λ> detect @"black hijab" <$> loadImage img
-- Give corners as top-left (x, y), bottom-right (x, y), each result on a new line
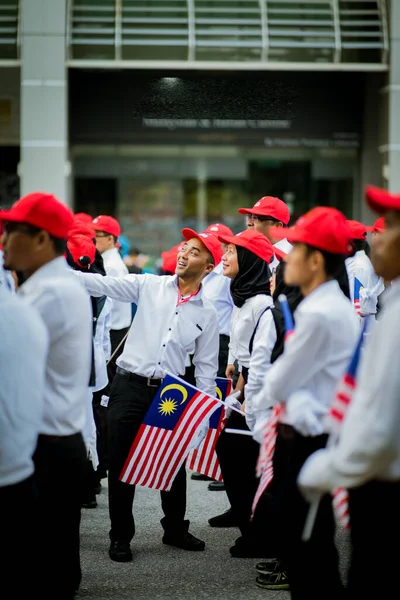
top-left (230, 245), bottom-right (271, 308)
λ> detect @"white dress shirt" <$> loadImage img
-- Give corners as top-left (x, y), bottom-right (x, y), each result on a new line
top-left (345, 250), bottom-right (384, 325)
top-left (0, 286), bottom-right (48, 486)
top-left (298, 277), bottom-right (400, 493)
top-left (102, 247), bottom-right (132, 331)
top-left (228, 294), bottom-right (274, 369)
top-left (269, 238), bottom-right (293, 273)
top-left (253, 280), bottom-right (359, 436)
top-left (92, 296), bottom-right (113, 393)
top-left (18, 257), bottom-right (93, 436)
top-left (74, 272), bottom-right (219, 397)
top-left (202, 261), bottom-right (234, 336)
top-left (244, 306), bottom-right (277, 429)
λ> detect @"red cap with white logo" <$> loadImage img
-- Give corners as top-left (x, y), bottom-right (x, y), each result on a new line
top-left (181, 228), bottom-right (223, 266)
top-left (238, 196), bottom-right (290, 225)
top-left (217, 228), bottom-right (275, 264)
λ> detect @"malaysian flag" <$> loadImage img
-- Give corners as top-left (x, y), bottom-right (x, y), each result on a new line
top-left (329, 321), bottom-right (367, 530)
top-left (251, 294), bottom-right (294, 519)
top-left (119, 374), bottom-right (221, 491)
top-left (186, 377), bottom-right (232, 481)
top-left (353, 277), bottom-right (363, 316)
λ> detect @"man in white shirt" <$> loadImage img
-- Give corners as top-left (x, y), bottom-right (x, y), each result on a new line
top-left (74, 228), bottom-right (221, 562)
top-left (252, 207), bottom-right (359, 596)
top-left (238, 196), bottom-right (293, 273)
top-left (92, 214), bottom-right (132, 383)
top-left (0, 285), bottom-right (48, 596)
top-left (298, 186), bottom-right (400, 599)
top-left (0, 192), bottom-right (92, 600)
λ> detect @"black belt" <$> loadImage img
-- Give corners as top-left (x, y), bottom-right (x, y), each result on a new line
top-left (116, 366), bottom-right (163, 388)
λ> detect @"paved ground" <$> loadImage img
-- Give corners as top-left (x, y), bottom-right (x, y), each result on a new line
top-left (78, 473), bottom-right (350, 600)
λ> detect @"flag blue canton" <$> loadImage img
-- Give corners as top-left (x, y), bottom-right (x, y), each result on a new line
top-left (209, 377), bottom-right (231, 429)
top-left (143, 374), bottom-right (200, 430)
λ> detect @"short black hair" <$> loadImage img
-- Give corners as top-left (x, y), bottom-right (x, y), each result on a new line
top-left (305, 244), bottom-right (348, 278)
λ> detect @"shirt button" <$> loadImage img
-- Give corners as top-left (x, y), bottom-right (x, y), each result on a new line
top-left (158, 362), bottom-right (161, 365)
top-left (163, 344), bottom-right (166, 347)
top-left (169, 328), bottom-right (172, 331)
top-left (175, 312), bottom-right (178, 315)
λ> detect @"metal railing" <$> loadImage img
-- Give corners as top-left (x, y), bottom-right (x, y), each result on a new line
top-left (0, 0), bottom-right (20, 63)
top-left (65, 0), bottom-right (389, 68)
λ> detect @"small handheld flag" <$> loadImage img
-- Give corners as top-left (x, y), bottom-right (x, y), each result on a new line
top-left (353, 277), bottom-right (363, 316)
top-left (119, 374), bottom-right (221, 491)
top-left (186, 377), bottom-right (232, 482)
top-left (278, 293), bottom-right (295, 340)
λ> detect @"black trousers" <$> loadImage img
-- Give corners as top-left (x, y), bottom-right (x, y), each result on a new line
top-left (107, 373), bottom-right (187, 543)
top-left (0, 475), bottom-right (40, 595)
top-left (216, 410), bottom-right (279, 554)
top-left (107, 326), bottom-right (130, 385)
top-left (273, 425), bottom-right (345, 600)
top-left (347, 480), bottom-right (400, 598)
top-left (217, 334), bottom-right (230, 377)
top-left (33, 433), bottom-right (87, 600)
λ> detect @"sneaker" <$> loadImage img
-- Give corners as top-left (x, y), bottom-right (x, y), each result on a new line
top-left (109, 541), bottom-right (133, 562)
top-left (256, 571), bottom-right (290, 590)
top-left (256, 559), bottom-right (278, 575)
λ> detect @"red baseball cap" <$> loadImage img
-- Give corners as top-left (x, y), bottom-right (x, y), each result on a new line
top-left (217, 229), bottom-right (275, 264)
top-left (205, 223), bottom-right (234, 238)
top-left (0, 192), bottom-right (74, 239)
top-left (346, 219), bottom-right (367, 240)
top-left (161, 242), bottom-right (185, 274)
top-left (70, 218), bottom-right (95, 240)
top-left (238, 196), bottom-right (290, 225)
top-left (269, 207), bottom-right (353, 255)
top-left (365, 185), bottom-right (400, 214)
top-left (74, 212), bottom-right (93, 225)
top-left (366, 216), bottom-right (385, 233)
top-left (92, 215), bottom-right (121, 238)
top-left (181, 228), bottom-right (223, 266)
top-left (67, 234), bottom-right (96, 269)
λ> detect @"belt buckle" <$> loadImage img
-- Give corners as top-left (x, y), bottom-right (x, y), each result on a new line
top-left (147, 377), bottom-right (159, 388)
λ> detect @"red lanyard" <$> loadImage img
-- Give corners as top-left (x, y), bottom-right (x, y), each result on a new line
top-left (177, 287), bottom-right (200, 306)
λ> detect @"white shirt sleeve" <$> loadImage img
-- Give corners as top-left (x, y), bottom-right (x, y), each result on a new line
top-left (74, 271), bottom-right (141, 303)
top-left (192, 312), bottom-right (220, 398)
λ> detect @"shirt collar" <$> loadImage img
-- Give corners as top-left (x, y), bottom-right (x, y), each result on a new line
top-left (301, 279), bottom-right (340, 307)
top-left (102, 247), bottom-right (119, 259)
top-left (170, 274), bottom-right (205, 302)
top-left (18, 256), bottom-right (68, 297)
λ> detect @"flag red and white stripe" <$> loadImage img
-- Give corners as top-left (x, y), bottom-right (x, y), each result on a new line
top-left (120, 390), bottom-right (220, 491)
top-left (187, 427), bottom-right (223, 481)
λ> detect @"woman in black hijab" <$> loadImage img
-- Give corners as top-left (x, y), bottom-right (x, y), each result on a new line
top-left (210, 229), bottom-right (277, 557)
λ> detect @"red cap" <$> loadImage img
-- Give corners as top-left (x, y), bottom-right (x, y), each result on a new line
top-left (217, 229), bottom-right (275, 264)
top-left (70, 218), bottom-right (95, 240)
top-left (269, 207), bottom-right (353, 255)
top-left (161, 242), bottom-right (185, 274)
top-left (74, 212), bottom-right (93, 225)
top-left (366, 185), bottom-right (400, 214)
top-left (67, 234), bottom-right (96, 269)
top-left (366, 216), bottom-right (385, 233)
top-left (205, 223), bottom-right (234, 238)
top-left (346, 219), bottom-right (367, 240)
top-left (181, 228), bottom-right (223, 266)
top-left (238, 196), bottom-right (290, 225)
top-left (92, 215), bottom-right (121, 238)
top-left (0, 192), bottom-right (74, 239)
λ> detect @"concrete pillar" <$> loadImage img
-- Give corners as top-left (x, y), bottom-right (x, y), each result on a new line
top-left (19, 0), bottom-right (70, 205)
top-left (196, 159), bottom-right (208, 231)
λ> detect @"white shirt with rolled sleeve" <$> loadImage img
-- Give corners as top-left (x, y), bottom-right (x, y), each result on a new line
top-left (0, 286), bottom-right (48, 486)
top-left (202, 261), bottom-right (234, 336)
top-left (298, 277), bottom-right (400, 494)
top-left (253, 280), bottom-right (359, 437)
top-left (74, 271), bottom-right (219, 398)
top-left (228, 295), bottom-right (274, 370)
top-left (18, 257), bottom-right (93, 436)
top-left (102, 247), bottom-right (132, 331)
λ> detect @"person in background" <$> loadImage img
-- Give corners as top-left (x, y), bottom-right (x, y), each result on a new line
top-left (0, 283), bottom-right (48, 596)
top-left (1, 192), bottom-right (92, 600)
top-left (92, 215), bottom-right (132, 386)
top-left (0, 218), bottom-right (16, 291)
top-left (298, 185), bottom-right (400, 599)
top-left (345, 219), bottom-right (384, 327)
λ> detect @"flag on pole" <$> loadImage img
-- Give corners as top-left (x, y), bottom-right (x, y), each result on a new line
top-left (251, 294), bottom-right (293, 519)
top-left (302, 321), bottom-right (367, 540)
top-left (353, 277), bottom-right (363, 316)
top-left (186, 377), bottom-right (232, 481)
top-left (119, 374), bottom-right (222, 491)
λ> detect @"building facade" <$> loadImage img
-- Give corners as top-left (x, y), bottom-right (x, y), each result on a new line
top-left (0, 0), bottom-right (398, 255)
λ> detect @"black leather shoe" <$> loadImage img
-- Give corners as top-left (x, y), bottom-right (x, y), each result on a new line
top-left (208, 480), bottom-right (225, 491)
top-left (208, 507), bottom-right (238, 528)
top-left (81, 498), bottom-right (97, 509)
top-left (190, 472), bottom-right (214, 481)
top-left (109, 541), bottom-right (133, 562)
top-left (162, 530), bottom-right (206, 551)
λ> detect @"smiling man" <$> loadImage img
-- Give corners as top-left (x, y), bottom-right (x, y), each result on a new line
top-left (73, 228), bottom-right (221, 562)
